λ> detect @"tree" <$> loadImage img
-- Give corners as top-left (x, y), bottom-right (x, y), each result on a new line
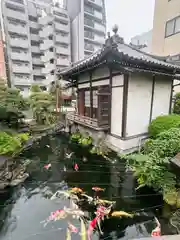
top-left (173, 92), bottom-right (180, 114)
top-left (30, 84), bottom-right (55, 125)
top-left (0, 80), bottom-right (28, 128)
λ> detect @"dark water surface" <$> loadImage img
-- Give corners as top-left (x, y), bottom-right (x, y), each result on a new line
top-left (0, 134), bottom-right (172, 240)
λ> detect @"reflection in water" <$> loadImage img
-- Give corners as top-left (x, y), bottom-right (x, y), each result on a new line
top-left (0, 134), bottom-right (170, 240)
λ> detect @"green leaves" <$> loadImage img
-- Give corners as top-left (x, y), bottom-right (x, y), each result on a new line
top-left (148, 115), bottom-right (180, 138)
top-left (126, 127), bottom-right (180, 206)
top-left (29, 85), bottom-right (56, 125)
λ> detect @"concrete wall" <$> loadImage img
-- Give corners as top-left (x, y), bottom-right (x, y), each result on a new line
top-left (152, 0), bottom-right (180, 55)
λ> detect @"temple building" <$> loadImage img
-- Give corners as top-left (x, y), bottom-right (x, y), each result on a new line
top-left (59, 26), bottom-right (180, 153)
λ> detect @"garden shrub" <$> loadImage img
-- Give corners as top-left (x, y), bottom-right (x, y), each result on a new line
top-left (148, 114), bottom-right (180, 138)
top-left (144, 128), bottom-right (180, 158)
top-left (173, 92), bottom-right (180, 114)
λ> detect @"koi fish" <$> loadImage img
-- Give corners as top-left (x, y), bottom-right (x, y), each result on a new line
top-left (79, 218), bottom-right (86, 240)
top-left (74, 163), bottom-right (79, 171)
top-left (96, 199), bottom-right (116, 206)
top-left (111, 211), bottom-right (133, 218)
top-left (44, 163), bottom-right (51, 170)
top-left (66, 228), bottom-right (71, 240)
top-left (96, 205), bottom-right (111, 219)
top-left (71, 187), bottom-right (83, 193)
top-left (92, 187), bottom-right (105, 192)
top-left (88, 217), bottom-right (98, 240)
top-left (46, 145), bottom-right (50, 148)
top-left (68, 222), bottom-right (78, 233)
top-left (48, 209), bottom-right (66, 221)
top-left (151, 226), bottom-right (161, 237)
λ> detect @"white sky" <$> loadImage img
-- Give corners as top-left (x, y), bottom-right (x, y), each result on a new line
top-left (105, 0), bottom-right (155, 43)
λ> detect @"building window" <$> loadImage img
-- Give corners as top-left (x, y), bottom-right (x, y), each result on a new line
top-left (84, 90), bottom-right (90, 117)
top-left (165, 16), bottom-right (180, 37)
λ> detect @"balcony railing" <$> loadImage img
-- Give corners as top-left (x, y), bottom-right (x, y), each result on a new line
top-left (67, 113), bottom-right (109, 131)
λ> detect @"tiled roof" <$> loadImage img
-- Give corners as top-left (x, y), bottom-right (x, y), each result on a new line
top-left (59, 38), bottom-right (180, 77)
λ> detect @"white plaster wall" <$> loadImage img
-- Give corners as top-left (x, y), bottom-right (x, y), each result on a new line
top-left (78, 79), bottom-right (109, 89)
top-left (111, 87), bottom-right (123, 136)
top-left (126, 73), bottom-right (152, 136)
top-left (112, 74), bottom-right (124, 87)
top-left (151, 76), bottom-right (172, 120)
top-left (78, 83), bottom-right (89, 89)
top-left (107, 134), bottom-right (148, 153)
top-left (92, 79), bottom-right (109, 87)
top-left (111, 75), bottom-right (124, 137)
top-left (92, 67), bottom-right (109, 80)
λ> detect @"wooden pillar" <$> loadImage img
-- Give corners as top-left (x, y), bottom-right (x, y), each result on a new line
top-left (109, 67), bottom-right (112, 133)
top-left (121, 73), bottom-right (129, 138)
top-left (89, 72), bottom-right (93, 118)
top-left (149, 74), bottom-right (155, 123)
top-left (169, 78), bottom-right (174, 114)
top-left (78, 90), bottom-right (85, 115)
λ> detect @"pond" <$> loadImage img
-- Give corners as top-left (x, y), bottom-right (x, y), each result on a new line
top-left (0, 134), bottom-right (174, 240)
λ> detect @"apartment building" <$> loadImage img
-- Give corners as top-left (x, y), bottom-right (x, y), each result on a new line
top-left (152, 0), bottom-right (180, 56)
top-left (66, 0), bottom-right (106, 62)
top-left (130, 30), bottom-right (152, 53)
top-left (0, 26), bottom-right (7, 81)
top-left (1, 0), bottom-right (71, 96)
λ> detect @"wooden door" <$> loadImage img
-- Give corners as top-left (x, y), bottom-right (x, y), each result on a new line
top-left (97, 85), bottom-right (111, 127)
top-left (78, 89), bottom-right (85, 115)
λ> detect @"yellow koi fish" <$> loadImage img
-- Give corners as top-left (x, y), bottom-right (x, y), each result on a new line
top-left (111, 211), bottom-right (133, 218)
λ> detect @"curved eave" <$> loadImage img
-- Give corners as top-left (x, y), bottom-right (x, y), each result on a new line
top-left (58, 46), bottom-right (180, 79)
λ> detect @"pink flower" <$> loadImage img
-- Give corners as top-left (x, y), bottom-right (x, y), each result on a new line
top-left (68, 222), bottom-right (78, 233)
top-left (74, 163), bottom-right (79, 171)
top-left (44, 164), bottom-right (51, 170)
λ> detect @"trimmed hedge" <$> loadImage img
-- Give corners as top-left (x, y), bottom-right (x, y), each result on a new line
top-left (148, 114), bottom-right (180, 138)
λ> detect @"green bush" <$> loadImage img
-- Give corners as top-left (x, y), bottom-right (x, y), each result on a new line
top-left (173, 92), bottom-right (180, 114)
top-left (148, 114), bottom-right (180, 138)
top-left (144, 128), bottom-right (180, 158)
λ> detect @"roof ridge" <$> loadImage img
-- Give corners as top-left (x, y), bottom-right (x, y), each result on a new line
top-left (126, 43), bottom-right (166, 60)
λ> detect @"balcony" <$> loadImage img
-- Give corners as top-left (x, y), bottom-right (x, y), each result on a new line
top-left (38, 15), bottom-right (53, 26)
top-left (31, 46), bottom-right (40, 53)
top-left (33, 68), bottom-right (42, 76)
top-left (66, 113), bottom-right (109, 131)
top-left (6, 8), bottom-right (26, 21)
top-left (84, 0), bottom-right (103, 9)
top-left (84, 32), bottom-right (105, 45)
top-left (32, 58), bottom-right (42, 65)
top-left (40, 39), bottom-right (53, 51)
top-left (29, 21), bottom-right (39, 29)
top-left (39, 26), bottom-right (53, 38)
top-left (84, 21), bottom-right (105, 34)
top-left (56, 58), bottom-right (69, 66)
top-left (56, 46), bottom-right (70, 55)
top-left (42, 63), bottom-right (55, 74)
top-left (14, 77), bottom-right (32, 86)
top-left (9, 38), bottom-right (29, 48)
top-left (11, 52), bottom-right (29, 61)
top-left (54, 22), bottom-right (69, 33)
top-left (84, 43), bottom-right (94, 52)
top-left (12, 65), bottom-right (31, 74)
top-left (84, 9), bottom-right (103, 21)
top-left (7, 24), bottom-right (27, 35)
top-left (31, 34), bottom-right (40, 42)
top-left (55, 35), bottom-right (69, 44)
top-left (41, 51), bottom-right (54, 62)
